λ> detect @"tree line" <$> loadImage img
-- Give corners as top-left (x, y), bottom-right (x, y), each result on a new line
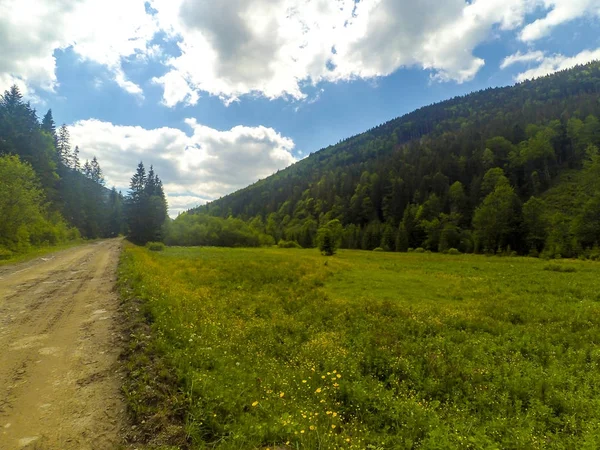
top-left (0, 85), bottom-right (167, 257)
top-left (185, 61), bottom-right (600, 258)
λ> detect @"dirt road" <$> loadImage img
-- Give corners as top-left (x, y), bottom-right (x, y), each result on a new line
top-left (0, 239), bottom-right (126, 449)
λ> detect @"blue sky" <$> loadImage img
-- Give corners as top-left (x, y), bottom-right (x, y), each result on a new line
top-left (2, 0), bottom-right (600, 215)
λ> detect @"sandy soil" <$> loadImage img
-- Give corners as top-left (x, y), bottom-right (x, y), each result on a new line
top-left (0, 239), bottom-right (126, 449)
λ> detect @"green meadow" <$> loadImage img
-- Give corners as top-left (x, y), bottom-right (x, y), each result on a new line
top-left (119, 245), bottom-right (600, 449)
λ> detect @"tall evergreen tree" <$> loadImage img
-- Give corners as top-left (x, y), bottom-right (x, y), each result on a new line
top-left (57, 124), bottom-right (72, 166)
top-left (72, 145), bottom-right (81, 171)
top-left (41, 109), bottom-right (58, 148)
top-left (90, 156), bottom-right (104, 184)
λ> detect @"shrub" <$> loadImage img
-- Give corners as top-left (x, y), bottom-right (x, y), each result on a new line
top-left (447, 248), bottom-right (461, 255)
top-left (543, 263), bottom-right (576, 273)
top-left (318, 228), bottom-right (336, 255)
top-left (0, 247), bottom-right (14, 260)
top-left (146, 242), bottom-right (165, 252)
top-left (414, 247), bottom-right (425, 253)
top-left (278, 240), bottom-right (302, 249)
top-left (373, 247), bottom-right (384, 252)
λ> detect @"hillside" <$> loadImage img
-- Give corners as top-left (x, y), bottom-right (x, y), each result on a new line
top-left (0, 86), bottom-right (168, 257)
top-left (185, 62), bottom-right (600, 257)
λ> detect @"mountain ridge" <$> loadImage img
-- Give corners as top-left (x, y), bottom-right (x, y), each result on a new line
top-left (174, 61), bottom-right (600, 257)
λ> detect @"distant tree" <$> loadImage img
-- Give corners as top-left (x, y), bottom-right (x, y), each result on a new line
top-left (57, 124), bottom-right (72, 166)
top-left (83, 159), bottom-right (92, 178)
top-left (41, 109), bottom-right (58, 148)
top-left (90, 156), bottom-right (104, 185)
top-left (449, 181), bottom-right (467, 216)
top-left (480, 168), bottom-right (508, 199)
top-left (106, 188), bottom-right (125, 237)
top-left (72, 145), bottom-right (81, 171)
top-left (126, 162), bottom-right (168, 244)
top-left (522, 196), bottom-right (549, 254)
top-left (473, 178), bottom-right (521, 253)
top-left (317, 219), bottom-right (342, 255)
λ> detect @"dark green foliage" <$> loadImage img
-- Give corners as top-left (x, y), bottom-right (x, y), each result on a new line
top-left (317, 219), bottom-right (343, 255)
top-left (164, 213), bottom-right (264, 247)
top-left (145, 242), bottom-right (165, 251)
top-left (277, 240), bottom-right (302, 248)
top-left (0, 85), bottom-right (127, 249)
top-left (543, 263), bottom-right (577, 273)
top-left (191, 62), bottom-right (600, 258)
top-left (0, 155), bottom-right (78, 253)
top-left (125, 163), bottom-right (168, 245)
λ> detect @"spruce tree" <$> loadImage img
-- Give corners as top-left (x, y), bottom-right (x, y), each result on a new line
top-left (125, 162), bottom-right (168, 244)
top-left (41, 109), bottom-right (58, 149)
top-left (57, 124), bottom-right (72, 166)
top-left (90, 156), bottom-right (104, 184)
top-left (72, 145), bottom-right (81, 171)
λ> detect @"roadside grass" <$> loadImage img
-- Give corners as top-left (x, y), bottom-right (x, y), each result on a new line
top-left (118, 245), bottom-right (600, 449)
top-left (0, 239), bottom-right (89, 267)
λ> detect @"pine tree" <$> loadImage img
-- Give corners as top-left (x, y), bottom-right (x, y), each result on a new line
top-left (83, 159), bottom-right (92, 178)
top-left (125, 162), bottom-right (168, 244)
top-left (41, 109), bottom-right (58, 149)
top-left (90, 156), bottom-right (104, 185)
top-left (57, 124), bottom-right (72, 166)
top-left (72, 145), bottom-right (80, 171)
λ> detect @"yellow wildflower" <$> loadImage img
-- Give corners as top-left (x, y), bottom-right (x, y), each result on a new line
top-left (315, 388), bottom-right (322, 393)
top-left (252, 401), bottom-right (259, 407)
top-left (280, 392), bottom-right (285, 398)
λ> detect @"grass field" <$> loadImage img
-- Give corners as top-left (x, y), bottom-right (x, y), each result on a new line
top-left (118, 245), bottom-right (600, 449)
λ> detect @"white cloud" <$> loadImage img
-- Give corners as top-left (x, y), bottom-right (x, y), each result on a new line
top-left (502, 48), bottom-right (600, 81)
top-left (0, 0), bottom-right (156, 98)
top-left (520, 0), bottom-right (600, 42)
top-left (500, 50), bottom-right (546, 69)
top-left (149, 0), bottom-right (600, 105)
top-left (2, 0), bottom-right (600, 104)
top-left (68, 119), bottom-right (297, 216)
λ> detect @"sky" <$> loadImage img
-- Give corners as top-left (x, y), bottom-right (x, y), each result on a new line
top-left (2, 0), bottom-right (600, 216)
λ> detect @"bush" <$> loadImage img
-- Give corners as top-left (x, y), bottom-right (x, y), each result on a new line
top-left (277, 240), bottom-right (302, 249)
top-left (373, 247), bottom-right (384, 252)
top-left (0, 247), bottom-right (14, 260)
top-left (447, 248), bottom-right (461, 255)
top-left (318, 228), bottom-right (336, 255)
top-left (543, 263), bottom-right (576, 273)
top-left (414, 247), bottom-right (425, 253)
top-left (146, 242), bottom-right (166, 252)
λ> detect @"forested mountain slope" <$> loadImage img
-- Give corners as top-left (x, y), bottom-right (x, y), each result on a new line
top-left (0, 86), bottom-right (167, 256)
top-left (186, 62), bottom-right (600, 257)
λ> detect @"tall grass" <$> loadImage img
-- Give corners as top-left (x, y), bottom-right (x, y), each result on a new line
top-left (119, 245), bottom-right (600, 449)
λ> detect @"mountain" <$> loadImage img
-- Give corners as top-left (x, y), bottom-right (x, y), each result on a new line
top-left (184, 61), bottom-right (600, 257)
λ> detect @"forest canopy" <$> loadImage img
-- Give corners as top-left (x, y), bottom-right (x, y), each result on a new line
top-left (187, 61), bottom-right (600, 258)
top-left (0, 86), bottom-right (168, 255)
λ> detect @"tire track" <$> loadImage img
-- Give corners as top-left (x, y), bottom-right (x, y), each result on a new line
top-left (0, 239), bottom-right (126, 450)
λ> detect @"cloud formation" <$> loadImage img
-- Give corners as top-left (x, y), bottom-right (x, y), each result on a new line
top-left (2, 0), bottom-right (600, 103)
top-left (501, 48), bottom-right (600, 81)
top-left (68, 119), bottom-right (297, 216)
top-left (0, 0), bottom-right (156, 96)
